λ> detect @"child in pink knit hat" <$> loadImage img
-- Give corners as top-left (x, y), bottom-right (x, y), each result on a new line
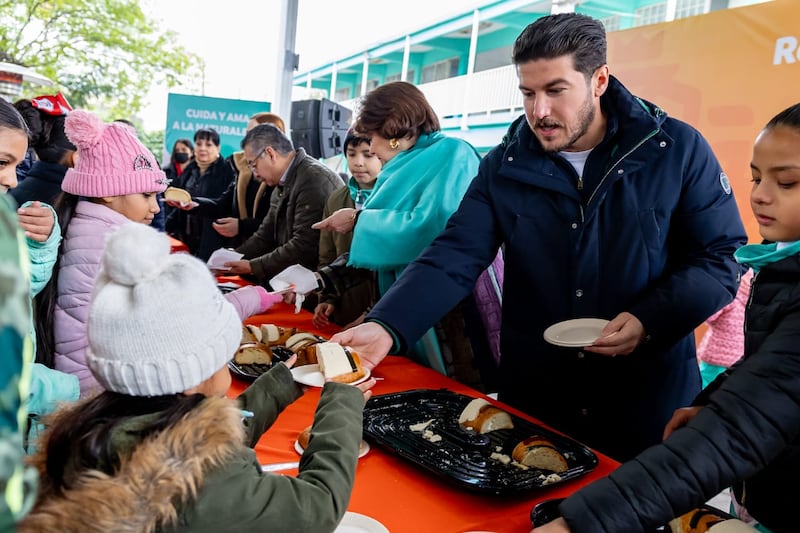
top-left (35, 110), bottom-right (282, 398)
top-left (696, 268), bottom-right (753, 388)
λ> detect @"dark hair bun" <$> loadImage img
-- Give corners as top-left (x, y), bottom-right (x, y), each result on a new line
top-left (13, 99), bottom-right (50, 147)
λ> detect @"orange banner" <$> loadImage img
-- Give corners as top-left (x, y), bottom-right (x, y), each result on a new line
top-left (608, 0), bottom-right (800, 242)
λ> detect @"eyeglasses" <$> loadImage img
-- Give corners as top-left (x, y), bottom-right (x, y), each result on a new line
top-left (246, 147), bottom-right (267, 169)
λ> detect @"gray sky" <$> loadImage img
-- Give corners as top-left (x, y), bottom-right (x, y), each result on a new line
top-left (139, 0), bottom-right (489, 131)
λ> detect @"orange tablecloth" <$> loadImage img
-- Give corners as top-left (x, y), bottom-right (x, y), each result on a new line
top-left (228, 303), bottom-right (619, 533)
top-left (169, 235), bottom-right (190, 254)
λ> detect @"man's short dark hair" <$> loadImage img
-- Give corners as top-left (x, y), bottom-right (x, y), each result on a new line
top-left (512, 13), bottom-right (607, 79)
top-left (241, 123), bottom-right (293, 156)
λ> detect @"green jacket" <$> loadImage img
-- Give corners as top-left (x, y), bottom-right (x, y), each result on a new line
top-left (21, 364), bottom-right (365, 532)
top-left (237, 148), bottom-right (344, 282)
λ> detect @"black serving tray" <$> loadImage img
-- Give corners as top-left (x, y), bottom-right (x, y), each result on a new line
top-left (228, 346), bottom-right (294, 382)
top-left (363, 389), bottom-right (598, 495)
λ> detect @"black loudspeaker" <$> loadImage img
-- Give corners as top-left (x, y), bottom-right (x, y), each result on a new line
top-left (291, 128), bottom-right (347, 159)
top-left (290, 98), bottom-right (352, 159)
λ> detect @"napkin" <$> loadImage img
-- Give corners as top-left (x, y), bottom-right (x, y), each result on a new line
top-left (207, 248), bottom-right (243, 271)
top-left (270, 265), bottom-right (319, 314)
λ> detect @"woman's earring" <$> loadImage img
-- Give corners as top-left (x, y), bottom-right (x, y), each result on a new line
top-left (389, 138), bottom-right (399, 150)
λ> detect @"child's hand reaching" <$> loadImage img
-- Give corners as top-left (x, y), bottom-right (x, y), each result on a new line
top-left (353, 377), bottom-right (376, 402)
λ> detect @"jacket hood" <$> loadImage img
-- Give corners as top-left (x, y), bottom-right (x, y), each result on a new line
top-left (20, 395), bottom-right (245, 532)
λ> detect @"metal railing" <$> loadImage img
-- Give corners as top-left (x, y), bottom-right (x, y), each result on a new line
top-left (338, 64), bottom-right (523, 124)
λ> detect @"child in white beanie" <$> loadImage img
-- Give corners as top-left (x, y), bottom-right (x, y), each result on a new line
top-left (34, 109), bottom-right (282, 398)
top-left (20, 223), bottom-right (375, 532)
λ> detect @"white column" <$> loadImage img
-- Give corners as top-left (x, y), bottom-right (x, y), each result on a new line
top-left (665, 0), bottom-right (678, 21)
top-left (330, 63), bottom-right (338, 101)
top-left (401, 35), bottom-right (411, 82)
top-left (460, 9), bottom-right (481, 131)
top-left (360, 53), bottom-right (370, 96)
top-left (550, 0), bottom-right (577, 14)
top-left (274, 0), bottom-right (299, 130)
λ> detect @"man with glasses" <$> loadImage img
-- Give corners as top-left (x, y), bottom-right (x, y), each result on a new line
top-left (222, 124), bottom-right (343, 294)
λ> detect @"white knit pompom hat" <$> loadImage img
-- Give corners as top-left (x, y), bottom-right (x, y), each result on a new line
top-left (86, 223), bottom-right (241, 396)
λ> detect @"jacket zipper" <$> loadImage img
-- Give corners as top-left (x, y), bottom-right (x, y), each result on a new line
top-left (739, 269), bottom-right (757, 509)
top-left (742, 270), bottom-right (757, 337)
top-left (586, 128), bottom-right (660, 206)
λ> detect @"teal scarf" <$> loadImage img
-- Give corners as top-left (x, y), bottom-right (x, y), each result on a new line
top-left (734, 240), bottom-right (800, 272)
top-left (349, 132), bottom-right (480, 294)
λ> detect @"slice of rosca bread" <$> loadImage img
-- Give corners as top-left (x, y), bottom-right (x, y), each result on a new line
top-left (667, 507), bottom-right (729, 533)
top-left (315, 342), bottom-right (365, 384)
top-left (285, 332), bottom-right (322, 366)
top-left (458, 398), bottom-right (514, 434)
top-left (164, 186), bottom-right (191, 204)
top-left (234, 342), bottom-right (272, 365)
top-left (297, 423), bottom-right (368, 456)
top-left (260, 324), bottom-right (297, 346)
top-left (511, 436), bottom-right (569, 473)
top-left (241, 325), bottom-right (261, 343)
top-left (298, 425), bottom-right (312, 450)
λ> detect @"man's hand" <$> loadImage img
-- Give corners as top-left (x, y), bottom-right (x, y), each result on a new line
top-left (313, 302), bottom-right (335, 328)
top-left (584, 311), bottom-right (645, 357)
top-left (212, 217), bottom-right (240, 238)
top-left (17, 201), bottom-right (55, 242)
top-left (330, 322), bottom-right (393, 371)
top-left (223, 260), bottom-right (253, 275)
top-left (663, 406), bottom-right (702, 440)
top-left (311, 208), bottom-right (357, 233)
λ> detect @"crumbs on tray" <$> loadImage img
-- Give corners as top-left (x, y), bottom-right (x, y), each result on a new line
top-left (408, 419), bottom-right (442, 442)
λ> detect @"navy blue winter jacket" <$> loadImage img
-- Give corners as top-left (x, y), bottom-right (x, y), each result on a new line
top-left (369, 76), bottom-right (747, 461)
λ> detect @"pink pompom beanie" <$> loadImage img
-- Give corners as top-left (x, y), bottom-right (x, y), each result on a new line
top-left (62, 110), bottom-right (167, 197)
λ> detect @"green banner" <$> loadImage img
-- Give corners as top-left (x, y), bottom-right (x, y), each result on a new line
top-left (164, 93), bottom-right (271, 162)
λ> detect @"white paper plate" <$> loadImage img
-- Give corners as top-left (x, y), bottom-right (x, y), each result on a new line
top-left (291, 364), bottom-right (370, 388)
top-left (294, 438), bottom-right (370, 459)
top-left (543, 318), bottom-right (609, 347)
top-left (335, 512), bottom-right (389, 533)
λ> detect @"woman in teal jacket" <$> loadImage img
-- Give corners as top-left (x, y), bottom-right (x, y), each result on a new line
top-left (313, 81), bottom-right (483, 379)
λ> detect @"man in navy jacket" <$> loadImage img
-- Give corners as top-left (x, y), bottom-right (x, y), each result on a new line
top-left (332, 13), bottom-right (747, 462)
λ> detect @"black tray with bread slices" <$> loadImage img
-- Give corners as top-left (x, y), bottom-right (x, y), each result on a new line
top-left (362, 389), bottom-right (598, 495)
top-left (228, 346), bottom-right (294, 381)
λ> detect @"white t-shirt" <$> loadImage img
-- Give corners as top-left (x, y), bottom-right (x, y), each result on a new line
top-left (559, 148), bottom-right (593, 179)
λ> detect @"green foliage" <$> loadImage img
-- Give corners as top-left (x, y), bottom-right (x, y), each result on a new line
top-left (0, 0), bottom-right (201, 118)
top-left (139, 127), bottom-right (165, 165)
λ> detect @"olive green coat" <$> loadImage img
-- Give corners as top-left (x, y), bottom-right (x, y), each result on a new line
top-left (20, 364), bottom-right (364, 532)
